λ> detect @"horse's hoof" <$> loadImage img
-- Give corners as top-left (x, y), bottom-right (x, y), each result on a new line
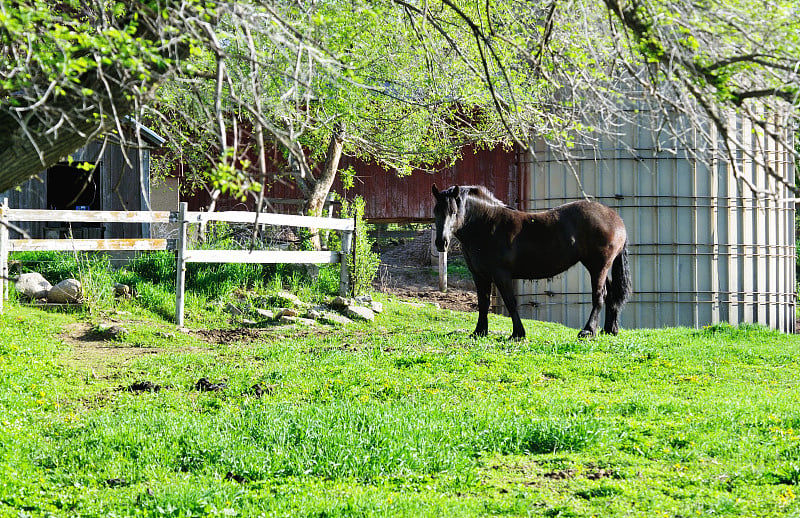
top-left (470, 331), bottom-right (488, 338)
top-left (509, 334), bottom-right (525, 341)
top-left (577, 329), bottom-right (594, 339)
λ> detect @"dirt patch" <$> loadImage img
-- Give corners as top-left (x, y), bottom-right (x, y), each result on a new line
top-left (375, 230), bottom-right (476, 313)
top-left (60, 322), bottom-right (160, 378)
top-left (191, 327), bottom-right (268, 344)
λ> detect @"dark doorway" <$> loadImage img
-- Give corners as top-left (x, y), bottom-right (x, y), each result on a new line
top-left (44, 163), bottom-right (104, 238)
top-left (46, 163), bottom-right (101, 210)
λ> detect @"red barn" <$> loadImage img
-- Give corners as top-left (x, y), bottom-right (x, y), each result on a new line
top-left (176, 143), bottom-right (525, 223)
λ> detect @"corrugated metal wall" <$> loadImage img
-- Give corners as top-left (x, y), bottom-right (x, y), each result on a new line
top-left (512, 113), bottom-right (796, 333)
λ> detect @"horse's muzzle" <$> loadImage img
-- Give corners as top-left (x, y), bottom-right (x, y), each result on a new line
top-left (435, 237), bottom-right (448, 252)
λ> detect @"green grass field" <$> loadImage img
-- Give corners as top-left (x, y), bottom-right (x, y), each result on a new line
top-left (1, 290), bottom-right (800, 517)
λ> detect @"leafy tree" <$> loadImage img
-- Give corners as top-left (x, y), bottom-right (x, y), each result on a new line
top-left (1, 0), bottom-right (798, 210)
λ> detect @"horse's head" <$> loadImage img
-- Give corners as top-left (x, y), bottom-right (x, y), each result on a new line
top-left (431, 184), bottom-right (462, 252)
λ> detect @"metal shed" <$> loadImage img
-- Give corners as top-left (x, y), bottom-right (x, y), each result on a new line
top-left (511, 113), bottom-right (796, 333)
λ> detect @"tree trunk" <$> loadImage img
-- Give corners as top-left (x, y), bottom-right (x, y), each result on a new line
top-left (304, 122), bottom-right (345, 250)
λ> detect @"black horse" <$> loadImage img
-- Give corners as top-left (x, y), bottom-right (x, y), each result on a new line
top-left (432, 184), bottom-right (631, 339)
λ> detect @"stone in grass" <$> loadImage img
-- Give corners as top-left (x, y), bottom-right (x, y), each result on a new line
top-left (255, 308), bottom-right (275, 319)
top-left (114, 283), bottom-right (132, 299)
top-left (319, 311), bottom-right (353, 326)
top-left (225, 302), bottom-right (244, 316)
top-left (354, 295), bottom-right (372, 305)
top-left (15, 272), bottom-right (52, 300)
top-left (47, 278), bottom-right (82, 303)
top-left (96, 323), bottom-right (129, 340)
top-left (344, 305), bottom-right (375, 322)
top-left (274, 290), bottom-right (305, 308)
top-left (370, 301), bottom-right (383, 314)
top-left (329, 296), bottom-right (351, 309)
top-left (275, 308), bottom-right (298, 319)
top-left (279, 315), bottom-right (316, 326)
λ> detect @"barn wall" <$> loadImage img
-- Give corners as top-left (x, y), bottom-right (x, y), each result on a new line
top-left (182, 143), bottom-right (522, 222)
top-left (0, 174), bottom-right (47, 239)
top-left (2, 141), bottom-right (153, 239)
top-left (339, 144), bottom-right (521, 222)
top-left (514, 113), bottom-right (795, 333)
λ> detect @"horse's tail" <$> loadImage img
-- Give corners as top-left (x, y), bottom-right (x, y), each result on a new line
top-left (608, 240), bottom-right (632, 311)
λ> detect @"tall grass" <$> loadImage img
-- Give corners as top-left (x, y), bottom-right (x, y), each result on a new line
top-left (10, 247), bottom-right (342, 319)
top-left (11, 251), bottom-right (118, 308)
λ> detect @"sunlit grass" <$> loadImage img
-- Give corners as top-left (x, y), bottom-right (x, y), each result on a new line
top-left (1, 279), bottom-right (800, 516)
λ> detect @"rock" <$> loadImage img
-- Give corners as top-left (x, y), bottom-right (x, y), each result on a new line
top-left (241, 318), bottom-right (258, 325)
top-left (276, 308), bottom-right (298, 319)
top-left (305, 308), bottom-right (322, 320)
top-left (279, 315), bottom-right (298, 324)
top-left (96, 323), bottom-right (129, 340)
top-left (274, 290), bottom-right (305, 308)
top-left (47, 278), bottom-right (81, 303)
top-left (330, 296), bottom-right (351, 309)
top-left (224, 302), bottom-right (244, 316)
top-left (15, 272), bottom-right (51, 300)
top-left (296, 317), bottom-right (317, 326)
top-left (114, 283), bottom-right (132, 299)
top-left (344, 305), bottom-right (375, 322)
top-left (255, 308), bottom-right (274, 319)
top-left (319, 311), bottom-right (353, 326)
top-left (355, 295), bottom-right (373, 304)
top-left (370, 301), bottom-right (383, 314)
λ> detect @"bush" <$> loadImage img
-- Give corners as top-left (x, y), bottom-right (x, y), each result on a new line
top-left (340, 196), bottom-right (379, 296)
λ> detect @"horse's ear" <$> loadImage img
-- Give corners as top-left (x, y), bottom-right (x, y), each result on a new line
top-left (431, 184), bottom-right (439, 197)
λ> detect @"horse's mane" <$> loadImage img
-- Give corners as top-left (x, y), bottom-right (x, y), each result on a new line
top-left (460, 185), bottom-right (507, 213)
top-left (461, 185), bottom-right (505, 207)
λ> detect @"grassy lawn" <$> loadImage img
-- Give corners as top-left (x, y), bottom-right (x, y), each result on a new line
top-left (1, 293), bottom-right (800, 517)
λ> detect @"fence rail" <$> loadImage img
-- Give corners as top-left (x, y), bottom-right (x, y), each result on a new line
top-left (0, 200), bottom-right (355, 323)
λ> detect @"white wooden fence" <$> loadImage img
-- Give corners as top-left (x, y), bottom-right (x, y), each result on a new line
top-left (0, 200), bottom-right (355, 325)
top-left (173, 202), bottom-right (354, 326)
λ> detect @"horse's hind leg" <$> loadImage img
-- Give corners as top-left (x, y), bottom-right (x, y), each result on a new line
top-left (603, 277), bottom-right (620, 335)
top-left (579, 266), bottom-right (609, 338)
top-left (471, 275), bottom-right (491, 338)
top-left (494, 276), bottom-right (525, 340)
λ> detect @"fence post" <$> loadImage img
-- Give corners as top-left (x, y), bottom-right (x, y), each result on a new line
top-left (339, 228), bottom-right (353, 297)
top-left (438, 249), bottom-right (448, 293)
top-left (431, 226), bottom-right (448, 292)
top-left (0, 198), bottom-right (8, 313)
top-left (175, 202), bottom-right (188, 326)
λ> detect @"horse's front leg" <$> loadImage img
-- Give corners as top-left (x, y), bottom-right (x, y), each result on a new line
top-left (471, 275), bottom-right (491, 338)
top-left (579, 267), bottom-right (609, 338)
top-left (494, 276), bottom-right (525, 340)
